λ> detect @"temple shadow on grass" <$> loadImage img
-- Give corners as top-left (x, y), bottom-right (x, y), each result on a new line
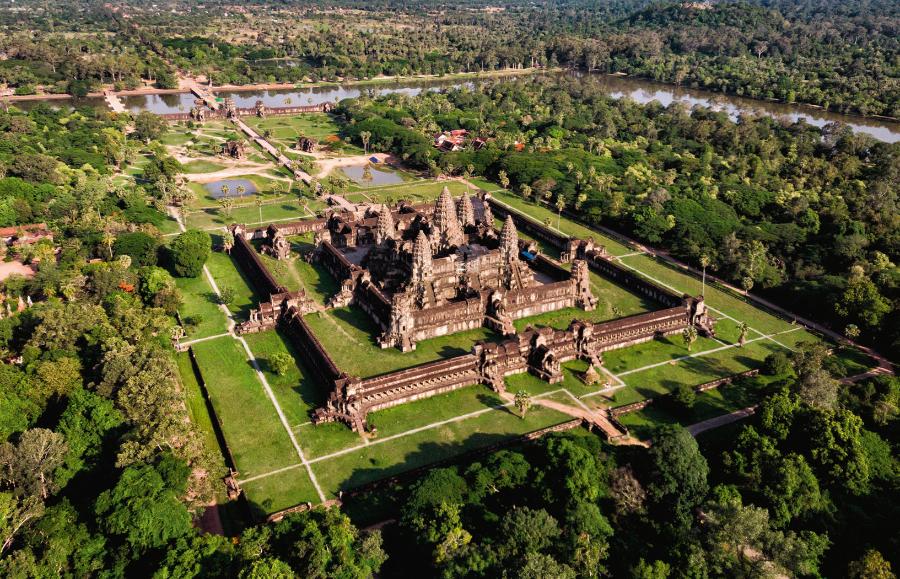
top-left (337, 433), bottom-right (515, 493)
top-left (276, 328), bottom-right (329, 410)
top-left (477, 392), bottom-right (516, 417)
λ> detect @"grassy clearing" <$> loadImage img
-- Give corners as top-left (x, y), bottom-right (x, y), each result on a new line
top-left (176, 352), bottom-right (225, 474)
top-left (489, 190), bottom-right (634, 256)
top-left (311, 401), bottom-right (571, 498)
top-left (175, 274), bottom-right (229, 340)
top-left (618, 254), bottom-right (798, 336)
top-left (618, 340), bottom-right (779, 401)
top-left (205, 249), bottom-right (258, 321)
top-left (304, 306), bottom-right (499, 378)
top-left (344, 179), bottom-right (470, 203)
top-left (239, 466), bottom-right (320, 513)
top-left (184, 198), bottom-right (312, 230)
top-left (191, 338), bottom-right (298, 478)
top-left (182, 159), bottom-right (227, 173)
top-left (257, 239), bottom-right (339, 305)
top-left (603, 333), bottom-right (726, 375)
top-left (242, 330), bottom-right (325, 424)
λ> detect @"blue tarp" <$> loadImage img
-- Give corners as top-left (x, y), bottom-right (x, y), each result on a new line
top-left (369, 156), bottom-right (380, 163)
top-left (521, 251), bottom-right (536, 261)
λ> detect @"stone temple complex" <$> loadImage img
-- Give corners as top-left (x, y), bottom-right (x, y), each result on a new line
top-left (228, 189), bottom-right (716, 433)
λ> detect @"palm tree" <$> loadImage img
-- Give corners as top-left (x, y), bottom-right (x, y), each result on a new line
top-left (682, 326), bottom-right (698, 351)
top-left (738, 322), bottom-right (749, 347)
top-left (102, 228), bottom-right (115, 260)
top-left (514, 390), bottom-right (532, 419)
top-left (520, 184), bottom-right (532, 202)
top-left (360, 130), bottom-right (371, 155)
top-left (555, 196), bottom-right (565, 230)
top-left (255, 196), bottom-right (264, 224)
top-left (236, 184), bottom-right (246, 202)
top-left (220, 184), bottom-right (230, 199)
top-left (699, 255), bottom-right (710, 297)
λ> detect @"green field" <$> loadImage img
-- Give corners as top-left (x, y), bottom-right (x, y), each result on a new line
top-left (243, 114), bottom-right (362, 155)
top-left (257, 235), bottom-right (339, 305)
top-left (175, 179), bottom-right (865, 514)
top-left (344, 178), bottom-right (470, 203)
top-left (175, 273), bottom-right (229, 340)
top-left (304, 306), bottom-right (499, 378)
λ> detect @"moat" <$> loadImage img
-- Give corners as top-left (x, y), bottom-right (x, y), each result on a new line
top-left (11, 73), bottom-right (900, 142)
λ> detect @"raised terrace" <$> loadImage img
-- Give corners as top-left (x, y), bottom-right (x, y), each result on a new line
top-left (226, 190), bottom-right (717, 433)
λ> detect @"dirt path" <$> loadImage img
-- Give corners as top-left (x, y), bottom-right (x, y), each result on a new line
top-left (183, 165), bottom-right (292, 183)
top-left (314, 153), bottom-right (391, 178)
top-left (687, 406), bottom-right (758, 437)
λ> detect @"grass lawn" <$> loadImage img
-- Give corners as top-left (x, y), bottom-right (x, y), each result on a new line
top-left (344, 179), bottom-right (470, 204)
top-left (303, 306), bottom-right (499, 378)
top-left (258, 245), bottom-right (339, 305)
top-left (176, 353), bottom-right (225, 478)
top-left (616, 374), bottom-right (775, 439)
top-left (239, 466), bottom-right (321, 513)
top-left (242, 330), bottom-right (326, 424)
top-left (191, 338), bottom-right (299, 478)
top-left (489, 190), bottom-right (634, 256)
top-left (175, 273), bottom-right (229, 340)
top-left (618, 254), bottom-right (799, 337)
top-left (184, 197), bottom-right (312, 230)
top-left (182, 159), bottom-right (227, 173)
top-left (205, 249), bottom-right (258, 321)
top-left (309, 399), bottom-right (571, 498)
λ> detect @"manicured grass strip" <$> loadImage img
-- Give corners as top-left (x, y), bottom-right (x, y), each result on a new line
top-left (184, 199), bottom-right (311, 230)
top-left (176, 353), bottom-right (224, 470)
top-left (239, 465), bottom-right (321, 513)
top-left (258, 250), bottom-right (339, 305)
top-left (311, 402), bottom-right (571, 498)
top-left (303, 306), bottom-right (499, 378)
top-left (620, 340), bottom-right (778, 399)
top-left (346, 179), bottom-right (470, 203)
top-left (175, 273), bottom-right (229, 340)
top-left (506, 359), bottom-right (613, 399)
top-left (191, 339), bottom-right (299, 477)
top-left (617, 254), bottom-right (797, 336)
top-left (295, 422), bottom-right (363, 461)
top-left (489, 190), bottom-right (633, 256)
top-left (182, 160), bottom-right (227, 173)
top-left (205, 250), bottom-right (258, 320)
top-left (603, 333), bottom-right (725, 375)
top-left (242, 330), bottom-right (326, 424)
top-left (368, 385), bottom-right (505, 438)
top-left (615, 374), bottom-right (777, 439)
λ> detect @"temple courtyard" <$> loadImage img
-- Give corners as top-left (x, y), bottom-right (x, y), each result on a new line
top-left (172, 184), bottom-right (842, 515)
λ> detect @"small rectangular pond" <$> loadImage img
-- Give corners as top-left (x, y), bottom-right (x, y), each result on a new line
top-left (340, 164), bottom-right (405, 186)
top-left (203, 179), bottom-right (259, 198)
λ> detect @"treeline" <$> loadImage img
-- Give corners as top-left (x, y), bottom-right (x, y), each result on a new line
top-left (0, 101), bottom-right (387, 576)
top-left (363, 344), bottom-right (897, 577)
top-left (337, 75), bottom-right (899, 358)
top-left (2, 0), bottom-right (895, 116)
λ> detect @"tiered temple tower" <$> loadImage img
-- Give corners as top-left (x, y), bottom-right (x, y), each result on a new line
top-left (374, 205), bottom-right (395, 245)
top-left (456, 193), bottom-right (475, 228)
top-left (411, 230), bottom-right (433, 307)
top-left (499, 215), bottom-right (529, 290)
top-left (432, 187), bottom-right (465, 252)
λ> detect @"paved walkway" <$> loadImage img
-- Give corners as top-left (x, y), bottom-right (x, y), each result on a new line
top-left (687, 406), bottom-right (757, 437)
top-left (185, 79), bottom-right (220, 111)
top-left (232, 118), bottom-right (313, 184)
top-left (104, 91), bottom-right (126, 113)
top-left (499, 390), bottom-right (628, 441)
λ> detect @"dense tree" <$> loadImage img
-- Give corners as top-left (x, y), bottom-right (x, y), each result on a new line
top-left (168, 229), bottom-right (211, 278)
top-left (646, 425), bottom-right (709, 530)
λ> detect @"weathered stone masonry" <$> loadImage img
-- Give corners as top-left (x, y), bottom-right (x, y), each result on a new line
top-left (226, 191), bottom-right (715, 433)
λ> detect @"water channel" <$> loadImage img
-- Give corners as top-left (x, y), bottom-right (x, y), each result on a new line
top-left (9, 73), bottom-right (899, 143)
